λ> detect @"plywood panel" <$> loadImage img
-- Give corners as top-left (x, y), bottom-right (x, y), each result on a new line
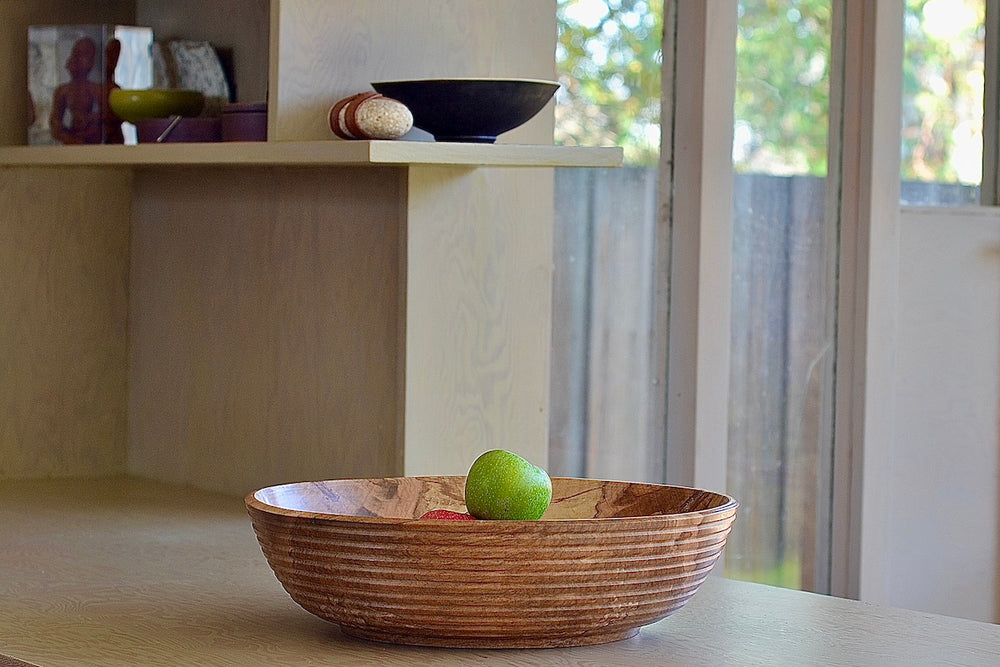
top-left (270, 0), bottom-right (557, 143)
top-left (403, 167), bottom-right (553, 475)
top-left (128, 166), bottom-right (404, 495)
top-left (0, 0), bottom-right (135, 145)
top-left (0, 167), bottom-right (130, 478)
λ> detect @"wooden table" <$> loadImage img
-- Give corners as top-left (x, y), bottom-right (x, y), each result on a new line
top-left (2, 477), bottom-right (998, 666)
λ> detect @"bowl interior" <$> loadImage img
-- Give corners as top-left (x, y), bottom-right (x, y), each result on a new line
top-left (370, 78), bottom-right (559, 142)
top-left (250, 476), bottom-right (735, 521)
top-left (109, 88), bottom-right (205, 123)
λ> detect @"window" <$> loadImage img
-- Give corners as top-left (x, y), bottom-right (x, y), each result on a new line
top-left (554, 0), bottom-right (997, 605)
top-left (900, 0), bottom-right (985, 205)
top-left (553, 0), bottom-right (840, 594)
top-left (551, 0), bottom-right (665, 483)
top-left (726, 0), bottom-right (838, 592)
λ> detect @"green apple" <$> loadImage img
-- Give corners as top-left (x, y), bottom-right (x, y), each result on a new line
top-left (464, 449), bottom-right (552, 520)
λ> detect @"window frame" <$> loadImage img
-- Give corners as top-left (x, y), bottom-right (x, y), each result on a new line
top-left (983, 0), bottom-right (1000, 204)
top-left (662, 0), bottom-right (906, 601)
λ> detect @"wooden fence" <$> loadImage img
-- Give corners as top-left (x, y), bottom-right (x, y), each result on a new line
top-left (550, 167), bottom-right (662, 483)
top-left (551, 169), bottom-right (836, 590)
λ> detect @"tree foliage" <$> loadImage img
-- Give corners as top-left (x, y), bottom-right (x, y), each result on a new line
top-left (557, 0), bottom-right (984, 181)
top-left (733, 0), bottom-right (832, 176)
top-left (555, 0), bottom-right (662, 165)
top-left (901, 0), bottom-right (984, 184)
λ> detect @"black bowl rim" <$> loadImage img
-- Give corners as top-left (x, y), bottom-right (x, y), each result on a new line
top-left (371, 77), bottom-right (560, 88)
top-left (245, 476), bottom-right (738, 525)
top-left (368, 78), bottom-right (560, 142)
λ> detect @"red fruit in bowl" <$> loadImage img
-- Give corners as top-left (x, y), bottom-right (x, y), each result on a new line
top-left (419, 509), bottom-right (476, 520)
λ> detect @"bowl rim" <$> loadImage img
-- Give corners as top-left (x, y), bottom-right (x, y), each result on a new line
top-left (109, 88), bottom-right (205, 98)
top-left (109, 88), bottom-right (207, 123)
top-left (371, 77), bottom-right (560, 87)
top-left (245, 475), bottom-right (738, 525)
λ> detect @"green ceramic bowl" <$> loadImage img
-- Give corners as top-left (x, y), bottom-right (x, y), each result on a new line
top-left (109, 89), bottom-right (205, 124)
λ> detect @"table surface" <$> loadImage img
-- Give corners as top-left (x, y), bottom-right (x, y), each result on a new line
top-left (2, 477), bottom-right (998, 666)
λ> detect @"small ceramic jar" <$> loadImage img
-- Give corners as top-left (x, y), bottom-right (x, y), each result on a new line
top-left (135, 116), bottom-right (222, 143)
top-left (221, 102), bottom-right (268, 141)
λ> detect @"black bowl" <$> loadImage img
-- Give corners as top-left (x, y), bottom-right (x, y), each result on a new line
top-left (370, 78), bottom-right (559, 143)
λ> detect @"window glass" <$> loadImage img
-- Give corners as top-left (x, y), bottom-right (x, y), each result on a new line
top-left (729, 0), bottom-right (838, 593)
top-left (900, 0), bottom-right (985, 205)
top-left (553, 0), bottom-right (842, 595)
top-left (551, 0), bottom-right (664, 482)
top-left (555, 0), bottom-right (662, 164)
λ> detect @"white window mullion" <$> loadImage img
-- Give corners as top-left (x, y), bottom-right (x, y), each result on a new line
top-left (982, 0), bottom-right (1000, 205)
top-left (664, 0), bottom-right (738, 493)
top-left (830, 0), bottom-right (904, 602)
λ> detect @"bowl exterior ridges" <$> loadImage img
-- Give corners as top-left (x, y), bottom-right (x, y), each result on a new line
top-left (247, 478), bottom-right (736, 648)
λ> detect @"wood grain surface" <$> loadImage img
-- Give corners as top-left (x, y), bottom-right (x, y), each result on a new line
top-left (1, 1), bottom-right (133, 481)
top-left (402, 166), bottom-right (554, 475)
top-left (249, 476), bottom-right (735, 520)
top-left (128, 166), bottom-right (405, 494)
top-left (3, 477), bottom-right (999, 665)
top-left (0, 142), bottom-right (623, 168)
top-left (0, 655), bottom-right (39, 667)
top-left (0, 168), bottom-right (130, 478)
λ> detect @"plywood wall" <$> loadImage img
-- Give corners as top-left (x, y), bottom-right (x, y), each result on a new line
top-left (0, 3), bottom-right (134, 479)
top-left (0, 168), bottom-right (131, 478)
top-left (402, 166), bottom-right (554, 476)
top-left (128, 166), bottom-right (405, 495)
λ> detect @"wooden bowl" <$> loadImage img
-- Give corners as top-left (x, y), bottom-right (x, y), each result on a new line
top-left (246, 476), bottom-right (737, 648)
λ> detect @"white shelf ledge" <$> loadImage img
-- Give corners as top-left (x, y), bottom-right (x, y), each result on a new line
top-left (0, 140), bottom-right (623, 168)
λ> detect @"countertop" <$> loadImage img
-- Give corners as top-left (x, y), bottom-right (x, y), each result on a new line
top-left (2, 477), bottom-right (998, 666)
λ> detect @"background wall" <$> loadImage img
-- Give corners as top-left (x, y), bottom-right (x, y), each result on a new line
top-left (0, 168), bottom-right (130, 478)
top-left (889, 207), bottom-right (1000, 623)
top-left (0, 0), bottom-right (134, 481)
top-left (127, 167), bottom-right (405, 494)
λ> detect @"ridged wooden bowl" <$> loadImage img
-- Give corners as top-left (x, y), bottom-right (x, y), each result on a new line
top-left (246, 476), bottom-right (737, 648)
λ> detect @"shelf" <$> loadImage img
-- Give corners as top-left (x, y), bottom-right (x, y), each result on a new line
top-left (0, 140), bottom-right (623, 169)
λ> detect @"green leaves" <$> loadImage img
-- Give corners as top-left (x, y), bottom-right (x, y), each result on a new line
top-left (556, 0), bottom-right (663, 165)
top-left (734, 0), bottom-right (832, 176)
top-left (558, 0), bottom-right (985, 181)
top-left (901, 0), bottom-right (985, 184)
